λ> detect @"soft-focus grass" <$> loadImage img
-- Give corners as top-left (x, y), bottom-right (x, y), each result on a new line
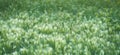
top-left (0, 0), bottom-right (120, 55)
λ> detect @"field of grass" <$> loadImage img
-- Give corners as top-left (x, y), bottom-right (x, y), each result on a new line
top-left (0, 0), bottom-right (120, 55)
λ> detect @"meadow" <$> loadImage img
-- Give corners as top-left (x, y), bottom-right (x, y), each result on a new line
top-left (0, 0), bottom-right (120, 55)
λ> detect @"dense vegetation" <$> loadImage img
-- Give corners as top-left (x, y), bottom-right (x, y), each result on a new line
top-left (0, 0), bottom-right (120, 55)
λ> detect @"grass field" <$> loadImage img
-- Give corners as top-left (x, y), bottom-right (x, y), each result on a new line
top-left (0, 0), bottom-right (120, 55)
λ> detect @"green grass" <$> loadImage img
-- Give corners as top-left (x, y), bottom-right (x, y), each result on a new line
top-left (0, 0), bottom-right (120, 55)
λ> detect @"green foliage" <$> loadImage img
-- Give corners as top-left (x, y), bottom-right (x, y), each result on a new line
top-left (0, 0), bottom-right (120, 55)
